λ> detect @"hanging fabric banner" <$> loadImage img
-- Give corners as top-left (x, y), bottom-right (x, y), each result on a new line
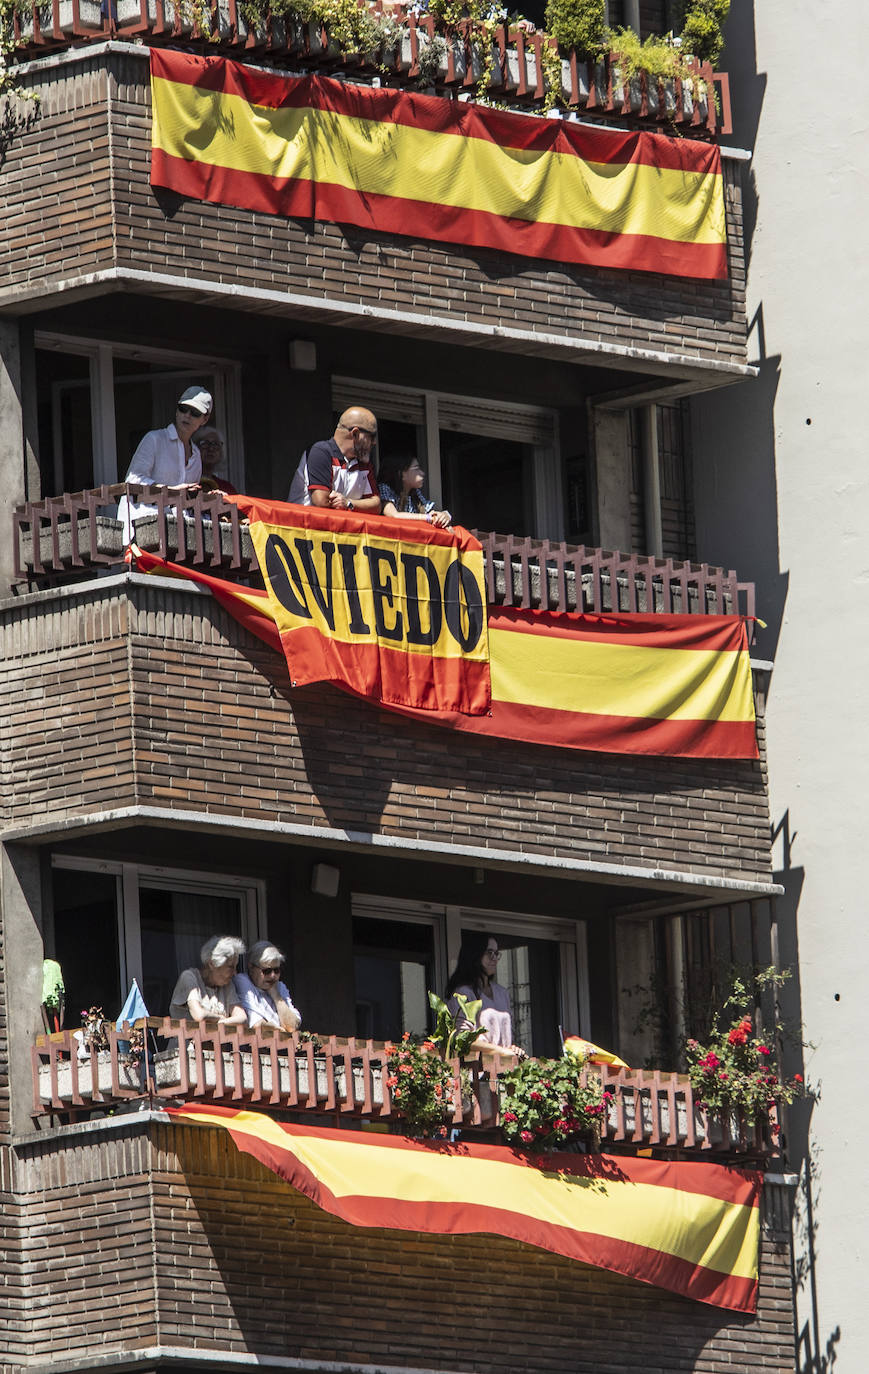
top-left (149, 48), bottom-right (727, 280)
top-left (166, 1104), bottom-right (762, 1313)
top-left (131, 531), bottom-right (758, 759)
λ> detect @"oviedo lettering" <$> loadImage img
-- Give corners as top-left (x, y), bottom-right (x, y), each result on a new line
top-left (264, 533), bottom-right (484, 653)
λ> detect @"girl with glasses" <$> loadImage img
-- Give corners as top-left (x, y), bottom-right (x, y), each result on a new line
top-left (445, 933), bottom-right (524, 1057)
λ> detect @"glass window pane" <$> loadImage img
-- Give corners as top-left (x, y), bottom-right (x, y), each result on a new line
top-left (113, 358), bottom-right (221, 477)
top-left (440, 432), bottom-right (534, 536)
top-left (51, 869), bottom-right (121, 1026)
top-left (35, 349), bottom-right (94, 495)
top-left (353, 915), bottom-right (435, 1041)
top-left (139, 886), bottom-right (244, 1017)
top-left (461, 929), bottom-right (562, 1058)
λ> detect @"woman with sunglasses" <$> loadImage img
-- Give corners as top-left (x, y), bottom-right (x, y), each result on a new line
top-left (118, 385), bottom-right (212, 540)
top-left (445, 933), bottom-right (524, 1057)
top-left (234, 940), bottom-right (301, 1032)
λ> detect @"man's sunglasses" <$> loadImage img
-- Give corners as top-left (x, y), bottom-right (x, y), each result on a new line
top-left (177, 404), bottom-right (202, 417)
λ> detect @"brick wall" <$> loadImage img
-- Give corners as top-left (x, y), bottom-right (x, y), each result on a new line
top-left (0, 49), bottom-right (748, 371)
top-left (0, 578), bottom-right (773, 885)
top-left (0, 1118), bottom-right (796, 1374)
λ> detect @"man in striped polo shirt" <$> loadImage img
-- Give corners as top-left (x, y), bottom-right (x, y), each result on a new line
top-left (288, 406), bottom-right (381, 514)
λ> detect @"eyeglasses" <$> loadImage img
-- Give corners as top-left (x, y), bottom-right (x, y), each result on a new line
top-left (354, 426), bottom-right (377, 440)
top-left (483, 948), bottom-right (502, 960)
top-left (198, 439), bottom-right (222, 449)
top-left (254, 965), bottom-right (282, 977)
top-left (177, 404), bottom-right (202, 417)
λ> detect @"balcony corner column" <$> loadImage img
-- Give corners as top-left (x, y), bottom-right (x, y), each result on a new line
top-left (0, 317), bottom-right (39, 595)
top-left (591, 405), bottom-right (632, 551)
top-left (0, 841), bottom-right (46, 1140)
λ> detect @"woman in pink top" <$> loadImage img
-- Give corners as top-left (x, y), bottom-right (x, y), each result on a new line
top-left (446, 933), bottom-right (524, 1057)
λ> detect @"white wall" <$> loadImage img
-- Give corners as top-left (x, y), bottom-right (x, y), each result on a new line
top-left (692, 4), bottom-right (869, 1369)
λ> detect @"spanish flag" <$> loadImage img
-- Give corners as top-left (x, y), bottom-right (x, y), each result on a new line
top-left (132, 515), bottom-right (758, 760)
top-left (150, 48), bottom-right (727, 280)
top-left (166, 1104), bottom-right (761, 1312)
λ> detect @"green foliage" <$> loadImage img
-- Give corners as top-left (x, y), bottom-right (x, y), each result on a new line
top-left (428, 990), bottom-right (484, 1061)
top-left (684, 967), bottom-right (805, 1121)
top-left (499, 1053), bottom-right (607, 1153)
top-left (386, 1031), bottom-right (464, 1138)
top-left (679, 0), bottom-right (730, 65)
top-left (543, 0), bottom-right (604, 56)
top-left (606, 25), bottom-right (688, 85)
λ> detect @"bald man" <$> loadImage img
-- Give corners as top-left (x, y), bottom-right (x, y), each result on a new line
top-left (287, 407), bottom-right (381, 514)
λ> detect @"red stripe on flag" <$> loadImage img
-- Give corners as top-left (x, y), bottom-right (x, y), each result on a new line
top-left (150, 149), bottom-right (728, 280)
top-left (150, 49), bottom-right (722, 177)
top-left (165, 1106), bottom-right (759, 1313)
top-left (279, 624), bottom-right (490, 715)
top-left (489, 606), bottom-right (751, 653)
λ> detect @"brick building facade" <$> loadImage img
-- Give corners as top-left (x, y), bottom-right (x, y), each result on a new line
top-left (0, 16), bottom-right (800, 1374)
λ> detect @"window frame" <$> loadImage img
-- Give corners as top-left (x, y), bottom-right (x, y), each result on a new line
top-left (34, 331), bottom-right (245, 494)
top-left (50, 855), bottom-right (264, 997)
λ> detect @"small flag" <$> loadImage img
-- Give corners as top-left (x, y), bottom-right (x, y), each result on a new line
top-left (116, 979), bottom-right (150, 1030)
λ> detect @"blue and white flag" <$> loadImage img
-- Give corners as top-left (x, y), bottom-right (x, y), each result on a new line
top-left (116, 979), bottom-right (149, 1030)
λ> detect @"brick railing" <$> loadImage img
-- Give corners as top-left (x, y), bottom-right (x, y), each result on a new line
top-left (32, 1020), bottom-right (778, 1161)
top-left (12, 485), bottom-right (755, 619)
top-left (10, 8), bottom-right (730, 137)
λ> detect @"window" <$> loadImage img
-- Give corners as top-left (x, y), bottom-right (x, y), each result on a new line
top-left (49, 857), bottom-right (262, 1023)
top-left (34, 333), bottom-right (244, 496)
top-left (351, 897), bottom-right (589, 1057)
top-left (332, 378), bottom-right (562, 542)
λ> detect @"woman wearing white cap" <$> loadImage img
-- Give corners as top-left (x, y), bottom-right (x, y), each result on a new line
top-left (118, 384), bottom-right (213, 541)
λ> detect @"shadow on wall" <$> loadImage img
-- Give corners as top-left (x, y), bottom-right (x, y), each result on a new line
top-left (723, 0), bottom-right (768, 272)
top-left (172, 1137), bottom-right (754, 1374)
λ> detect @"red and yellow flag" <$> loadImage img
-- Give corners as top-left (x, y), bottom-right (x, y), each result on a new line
top-left (149, 49), bottom-right (727, 280)
top-left (132, 526), bottom-right (757, 759)
top-left (228, 499), bottom-right (489, 714)
top-left (166, 1104), bottom-right (761, 1312)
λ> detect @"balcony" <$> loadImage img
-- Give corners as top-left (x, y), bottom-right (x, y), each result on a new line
top-left (32, 1019), bottom-right (779, 1163)
top-left (9, 7), bottom-right (731, 137)
top-left (12, 484), bottom-right (756, 619)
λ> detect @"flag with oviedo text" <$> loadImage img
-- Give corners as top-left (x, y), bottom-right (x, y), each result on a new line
top-left (166, 1104), bottom-right (762, 1313)
top-left (149, 48), bottom-right (728, 280)
top-left (231, 497), bottom-right (489, 715)
top-left (130, 507), bottom-right (759, 760)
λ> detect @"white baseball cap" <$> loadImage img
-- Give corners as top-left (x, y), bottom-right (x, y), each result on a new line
top-left (177, 386), bottom-right (212, 415)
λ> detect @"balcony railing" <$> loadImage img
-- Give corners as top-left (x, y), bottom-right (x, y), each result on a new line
top-left (12, 485), bottom-right (755, 619)
top-left (32, 1020), bottom-right (779, 1162)
top-left (9, 8), bottom-right (730, 137)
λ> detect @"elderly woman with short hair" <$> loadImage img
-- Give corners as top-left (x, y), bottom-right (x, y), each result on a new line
top-left (168, 935), bottom-right (248, 1025)
top-left (234, 940), bottom-right (301, 1032)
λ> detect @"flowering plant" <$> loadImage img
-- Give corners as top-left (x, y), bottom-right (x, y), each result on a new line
top-left (80, 1006), bottom-right (110, 1053)
top-left (685, 977), bottom-right (805, 1119)
top-left (498, 1053), bottom-right (609, 1153)
top-left (385, 1032), bottom-right (465, 1139)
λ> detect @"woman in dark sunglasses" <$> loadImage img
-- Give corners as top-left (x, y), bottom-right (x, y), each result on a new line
top-left (118, 385), bottom-right (212, 541)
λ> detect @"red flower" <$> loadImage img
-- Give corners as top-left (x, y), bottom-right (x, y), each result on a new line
top-left (434, 1084), bottom-right (443, 1098)
top-left (399, 1063), bottom-right (413, 1074)
top-left (728, 1025), bottom-right (748, 1046)
top-left (794, 1073), bottom-right (804, 1084)
top-left (756, 1044), bottom-right (771, 1056)
top-left (385, 1075), bottom-right (398, 1088)
top-left (503, 1111), bottom-right (518, 1123)
top-left (520, 1130), bottom-right (534, 1144)
top-left (529, 1091), bottom-right (542, 1103)
top-left (422, 1040), bottom-right (436, 1052)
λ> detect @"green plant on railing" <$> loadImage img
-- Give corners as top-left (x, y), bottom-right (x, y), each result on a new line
top-left (499, 1052), bottom-right (608, 1153)
top-left (80, 1005), bottom-right (110, 1053)
top-left (386, 1030), bottom-right (467, 1138)
top-left (675, 0), bottom-right (729, 65)
top-left (684, 967), bottom-right (806, 1123)
top-left (606, 25), bottom-right (691, 87)
top-left (427, 990), bottom-right (484, 1060)
top-left (543, 0), bottom-right (603, 55)
top-left (414, 29), bottom-right (448, 88)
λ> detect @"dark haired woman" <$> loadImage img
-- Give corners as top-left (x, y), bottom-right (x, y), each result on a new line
top-left (445, 933), bottom-right (524, 1056)
top-left (379, 456), bottom-right (452, 529)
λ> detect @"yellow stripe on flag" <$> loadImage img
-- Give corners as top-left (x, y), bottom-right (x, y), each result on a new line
top-left (151, 77), bottom-right (726, 246)
top-left (178, 1107), bottom-right (759, 1281)
top-left (489, 627), bottom-right (754, 724)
